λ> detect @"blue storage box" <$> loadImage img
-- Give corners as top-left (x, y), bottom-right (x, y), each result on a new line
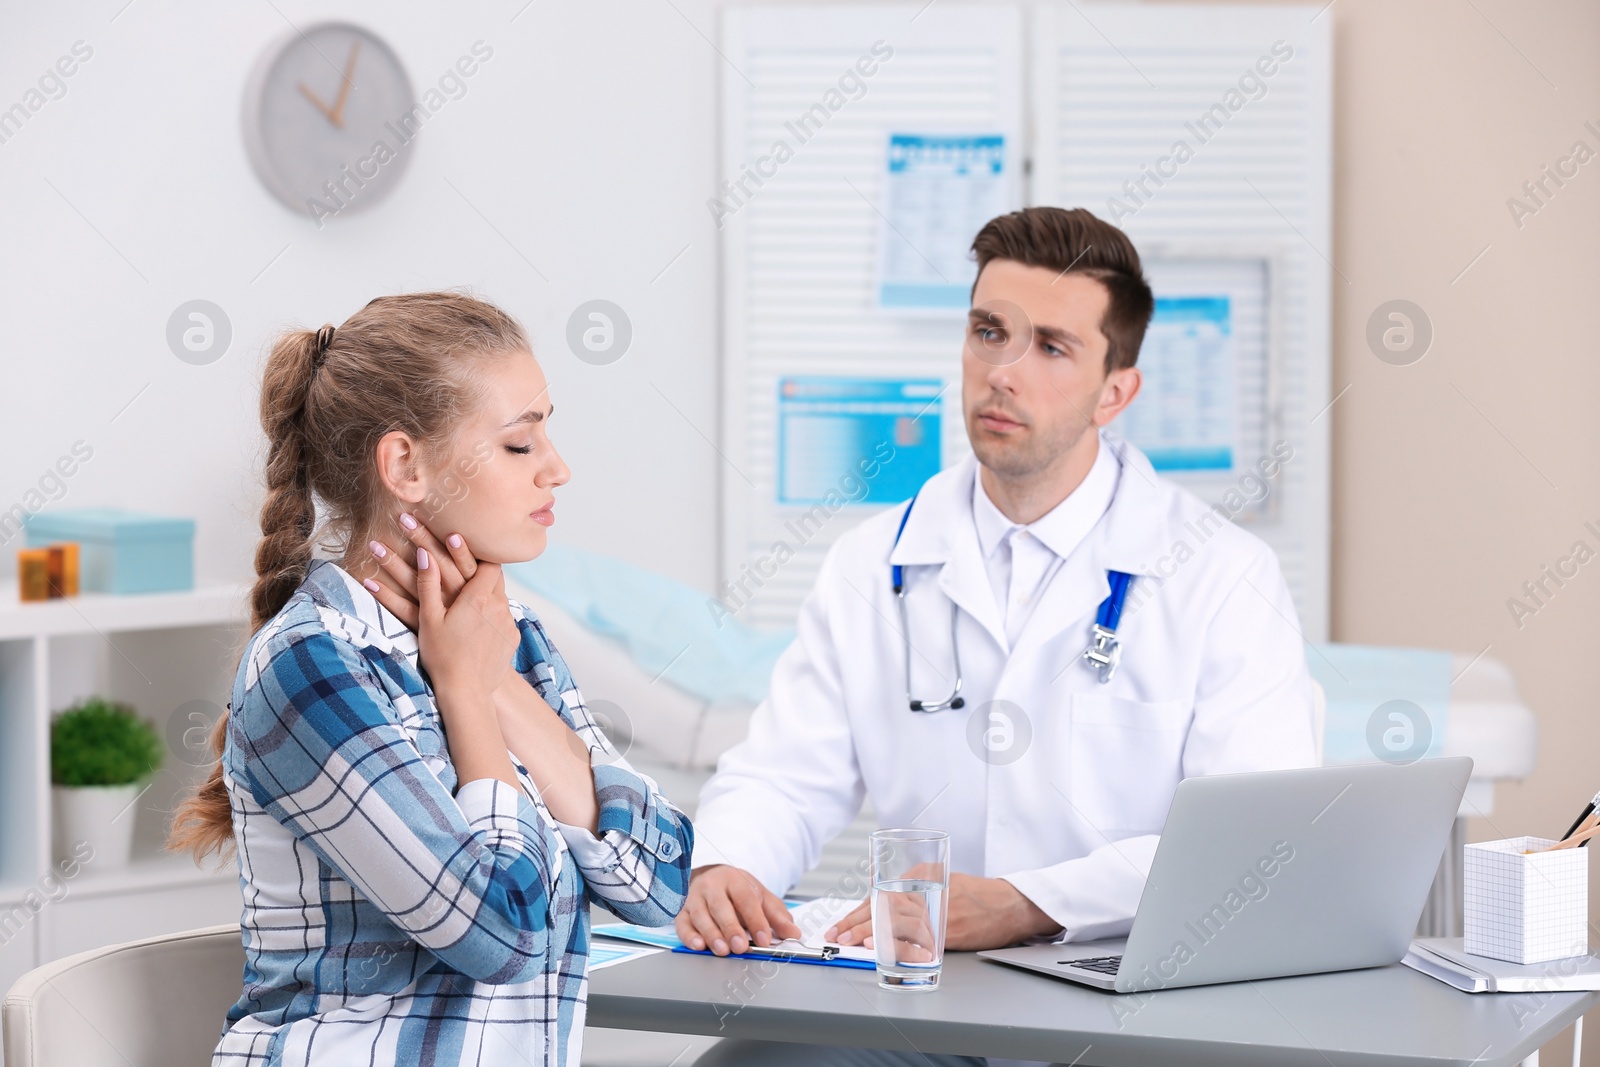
top-left (24, 509), bottom-right (195, 594)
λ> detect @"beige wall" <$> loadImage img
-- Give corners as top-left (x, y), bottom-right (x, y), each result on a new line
top-left (1321, 0), bottom-right (1600, 1061)
top-left (1186, 0), bottom-right (1598, 1058)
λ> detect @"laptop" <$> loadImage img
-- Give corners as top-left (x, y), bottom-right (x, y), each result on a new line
top-left (979, 757), bottom-right (1472, 993)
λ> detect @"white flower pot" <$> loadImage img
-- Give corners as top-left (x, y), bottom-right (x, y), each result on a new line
top-left (53, 783), bottom-right (141, 867)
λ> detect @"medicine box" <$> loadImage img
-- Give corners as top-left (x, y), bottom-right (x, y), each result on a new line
top-left (24, 509), bottom-right (195, 594)
top-left (1464, 836), bottom-right (1589, 965)
top-left (16, 542), bottom-right (79, 601)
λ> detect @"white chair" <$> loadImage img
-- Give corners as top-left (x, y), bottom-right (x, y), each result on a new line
top-left (1, 921), bottom-right (720, 1067)
top-left (2, 924), bottom-right (242, 1067)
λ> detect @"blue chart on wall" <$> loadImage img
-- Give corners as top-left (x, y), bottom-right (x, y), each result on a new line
top-left (776, 377), bottom-right (942, 505)
top-left (875, 133), bottom-right (1008, 313)
top-left (1117, 295), bottom-right (1237, 473)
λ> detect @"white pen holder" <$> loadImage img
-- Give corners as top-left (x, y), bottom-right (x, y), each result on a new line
top-left (1463, 836), bottom-right (1589, 964)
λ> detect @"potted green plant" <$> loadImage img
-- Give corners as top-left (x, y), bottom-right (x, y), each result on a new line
top-left (51, 697), bottom-right (164, 867)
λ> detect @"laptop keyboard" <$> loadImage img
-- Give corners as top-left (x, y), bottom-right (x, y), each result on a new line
top-left (1063, 954), bottom-right (1122, 976)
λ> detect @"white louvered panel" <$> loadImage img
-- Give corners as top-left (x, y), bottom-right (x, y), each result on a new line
top-left (1034, 4), bottom-right (1332, 640)
top-left (721, 6), bottom-right (1022, 631)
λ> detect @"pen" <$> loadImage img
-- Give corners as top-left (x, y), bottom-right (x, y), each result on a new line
top-left (1559, 789), bottom-right (1600, 846)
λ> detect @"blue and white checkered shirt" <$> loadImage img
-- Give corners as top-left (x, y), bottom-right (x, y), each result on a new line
top-left (214, 559), bottom-right (692, 1067)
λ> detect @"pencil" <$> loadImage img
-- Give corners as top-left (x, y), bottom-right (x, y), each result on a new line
top-left (1559, 790), bottom-right (1600, 844)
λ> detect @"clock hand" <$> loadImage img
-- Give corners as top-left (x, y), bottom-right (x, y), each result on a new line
top-left (296, 82), bottom-right (342, 128)
top-left (329, 41), bottom-right (362, 127)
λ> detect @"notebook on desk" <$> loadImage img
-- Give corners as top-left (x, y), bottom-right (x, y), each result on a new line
top-left (1404, 938), bottom-right (1600, 993)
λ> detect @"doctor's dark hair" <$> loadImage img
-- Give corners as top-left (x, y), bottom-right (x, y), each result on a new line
top-left (167, 291), bottom-right (530, 861)
top-left (970, 207), bottom-right (1155, 373)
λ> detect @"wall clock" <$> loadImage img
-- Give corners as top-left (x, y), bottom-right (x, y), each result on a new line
top-left (242, 22), bottom-right (416, 222)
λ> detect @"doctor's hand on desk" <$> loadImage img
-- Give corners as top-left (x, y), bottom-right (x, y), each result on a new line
top-left (675, 865), bottom-right (804, 956)
top-left (825, 873), bottom-right (1060, 952)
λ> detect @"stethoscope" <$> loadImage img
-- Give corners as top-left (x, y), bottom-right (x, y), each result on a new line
top-left (890, 491), bottom-right (1136, 713)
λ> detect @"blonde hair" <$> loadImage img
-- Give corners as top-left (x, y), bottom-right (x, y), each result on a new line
top-left (168, 291), bottom-right (529, 860)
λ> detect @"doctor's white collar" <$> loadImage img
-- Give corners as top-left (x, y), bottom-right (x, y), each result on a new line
top-left (971, 437), bottom-right (1118, 564)
top-left (887, 430), bottom-right (1172, 577)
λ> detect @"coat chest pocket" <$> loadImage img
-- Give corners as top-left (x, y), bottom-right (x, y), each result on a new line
top-left (1068, 693), bottom-right (1190, 835)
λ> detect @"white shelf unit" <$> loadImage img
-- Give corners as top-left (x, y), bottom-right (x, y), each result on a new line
top-left (0, 582), bottom-right (250, 1002)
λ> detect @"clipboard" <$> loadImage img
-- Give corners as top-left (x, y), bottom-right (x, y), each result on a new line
top-left (594, 896), bottom-right (878, 970)
top-left (670, 942), bottom-right (877, 970)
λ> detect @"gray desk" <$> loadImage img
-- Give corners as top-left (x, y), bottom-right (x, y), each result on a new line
top-left (588, 947), bottom-right (1596, 1066)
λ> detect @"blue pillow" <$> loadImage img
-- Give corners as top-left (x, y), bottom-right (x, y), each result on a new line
top-left (505, 544), bottom-right (795, 707)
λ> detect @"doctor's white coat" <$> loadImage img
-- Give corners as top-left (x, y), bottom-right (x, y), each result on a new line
top-left (692, 432), bottom-right (1317, 941)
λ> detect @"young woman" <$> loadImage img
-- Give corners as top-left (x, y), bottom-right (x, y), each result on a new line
top-left (170, 292), bottom-right (692, 1067)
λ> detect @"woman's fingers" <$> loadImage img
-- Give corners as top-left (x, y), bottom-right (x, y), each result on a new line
top-left (360, 574), bottom-right (420, 630)
top-left (365, 514), bottom-right (487, 620)
top-left (441, 529), bottom-right (479, 582)
top-left (395, 515), bottom-right (467, 601)
top-left (368, 538), bottom-right (418, 600)
top-left (481, 559), bottom-right (507, 601)
top-left (460, 560), bottom-right (512, 632)
top-left (415, 546), bottom-right (444, 628)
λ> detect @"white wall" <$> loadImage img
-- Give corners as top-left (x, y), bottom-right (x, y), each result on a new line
top-left (9, 1), bottom-right (1600, 1062)
top-left (0, 0), bottom-right (723, 590)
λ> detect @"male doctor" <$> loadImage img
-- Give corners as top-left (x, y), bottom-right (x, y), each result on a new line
top-left (681, 208), bottom-right (1316, 1064)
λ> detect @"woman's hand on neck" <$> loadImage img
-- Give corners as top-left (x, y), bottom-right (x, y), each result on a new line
top-left (344, 513), bottom-right (486, 630)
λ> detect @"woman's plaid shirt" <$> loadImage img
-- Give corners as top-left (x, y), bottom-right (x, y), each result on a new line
top-left (213, 559), bottom-right (692, 1067)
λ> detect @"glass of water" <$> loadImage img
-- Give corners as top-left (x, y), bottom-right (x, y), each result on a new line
top-left (869, 828), bottom-right (950, 991)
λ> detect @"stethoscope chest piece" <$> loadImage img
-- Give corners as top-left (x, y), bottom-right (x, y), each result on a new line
top-left (1082, 624), bottom-right (1121, 683)
top-left (1081, 570), bottom-right (1135, 684)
